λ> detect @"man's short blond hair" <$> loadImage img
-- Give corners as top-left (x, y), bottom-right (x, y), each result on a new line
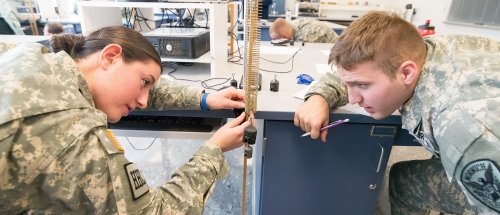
top-left (269, 18), bottom-right (293, 40)
top-left (329, 11), bottom-right (426, 78)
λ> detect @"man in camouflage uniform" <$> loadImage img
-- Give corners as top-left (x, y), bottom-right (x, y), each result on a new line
top-left (269, 17), bottom-right (338, 43)
top-left (294, 11), bottom-right (499, 214)
top-left (0, 26), bottom-right (249, 214)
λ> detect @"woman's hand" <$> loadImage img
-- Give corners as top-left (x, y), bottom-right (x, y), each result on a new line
top-left (208, 113), bottom-right (250, 152)
top-left (206, 87), bottom-right (245, 110)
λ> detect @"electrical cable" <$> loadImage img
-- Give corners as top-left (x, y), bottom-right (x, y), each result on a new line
top-left (228, 42), bottom-right (301, 74)
top-left (135, 8), bottom-right (154, 31)
top-left (157, 8), bottom-right (165, 28)
top-left (225, 9), bottom-right (300, 74)
top-left (163, 63), bottom-right (232, 91)
top-left (257, 48), bottom-right (301, 73)
top-left (125, 137), bottom-right (157, 151)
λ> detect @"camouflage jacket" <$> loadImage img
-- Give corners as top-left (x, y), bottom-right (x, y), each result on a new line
top-left (0, 42), bottom-right (229, 214)
top-left (306, 35), bottom-right (500, 213)
top-left (290, 18), bottom-right (338, 43)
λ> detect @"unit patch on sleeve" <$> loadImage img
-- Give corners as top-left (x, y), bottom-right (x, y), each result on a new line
top-left (124, 163), bottom-right (149, 200)
top-left (461, 159), bottom-right (500, 212)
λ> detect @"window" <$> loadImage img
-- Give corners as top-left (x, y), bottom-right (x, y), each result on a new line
top-left (447, 0), bottom-right (500, 27)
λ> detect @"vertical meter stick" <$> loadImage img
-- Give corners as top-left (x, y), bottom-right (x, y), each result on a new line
top-left (241, 0), bottom-right (261, 213)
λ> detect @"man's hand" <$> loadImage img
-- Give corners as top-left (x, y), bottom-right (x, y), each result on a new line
top-left (294, 95), bottom-right (330, 142)
top-left (206, 87), bottom-right (245, 110)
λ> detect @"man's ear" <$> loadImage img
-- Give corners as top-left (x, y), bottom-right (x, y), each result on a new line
top-left (399, 61), bottom-right (420, 85)
top-left (99, 44), bottom-right (123, 70)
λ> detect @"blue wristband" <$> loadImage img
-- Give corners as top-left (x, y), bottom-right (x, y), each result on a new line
top-left (201, 93), bottom-right (209, 111)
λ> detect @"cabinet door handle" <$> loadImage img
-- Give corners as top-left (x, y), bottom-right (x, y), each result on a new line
top-left (376, 143), bottom-right (384, 173)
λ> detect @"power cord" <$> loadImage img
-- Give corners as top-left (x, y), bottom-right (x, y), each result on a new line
top-left (226, 16), bottom-right (301, 74)
top-left (228, 45), bottom-right (301, 74)
top-left (163, 62), bottom-right (232, 91)
top-left (258, 48), bottom-right (301, 73)
top-left (125, 137), bottom-right (157, 151)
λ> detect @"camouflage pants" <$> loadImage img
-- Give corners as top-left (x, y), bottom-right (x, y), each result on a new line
top-left (389, 158), bottom-right (478, 215)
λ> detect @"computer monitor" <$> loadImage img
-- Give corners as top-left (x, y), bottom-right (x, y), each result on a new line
top-left (239, 0), bottom-right (272, 19)
top-left (260, 0), bottom-right (272, 19)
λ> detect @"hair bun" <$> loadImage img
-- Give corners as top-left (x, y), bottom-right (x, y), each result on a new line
top-left (50, 34), bottom-right (85, 58)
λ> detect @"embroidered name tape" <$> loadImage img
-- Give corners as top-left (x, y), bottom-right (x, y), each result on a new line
top-left (124, 163), bottom-right (149, 200)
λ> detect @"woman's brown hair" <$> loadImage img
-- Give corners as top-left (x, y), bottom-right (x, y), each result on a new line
top-left (50, 26), bottom-right (161, 72)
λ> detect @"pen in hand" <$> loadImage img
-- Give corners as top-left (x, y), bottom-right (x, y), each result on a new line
top-left (301, 119), bottom-right (350, 137)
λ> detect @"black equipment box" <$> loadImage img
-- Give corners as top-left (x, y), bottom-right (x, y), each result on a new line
top-left (142, 28), bottom-right (210, 59)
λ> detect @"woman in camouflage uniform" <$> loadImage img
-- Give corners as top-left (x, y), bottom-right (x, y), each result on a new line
top-left (0, 26), bottom-right (250, 214)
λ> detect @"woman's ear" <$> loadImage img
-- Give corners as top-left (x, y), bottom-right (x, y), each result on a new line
top-left (399, 60), bottom-right (420, 86)
top-left (99, 44), bottom-right (123, 70)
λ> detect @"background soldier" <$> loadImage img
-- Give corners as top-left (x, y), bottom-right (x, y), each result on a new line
top-left (43, 21), bottom-right (64, 36)
top-left (269, 17), bottom-right (339, 43)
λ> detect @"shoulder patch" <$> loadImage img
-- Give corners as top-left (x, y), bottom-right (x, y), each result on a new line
top-left (461, 159), bottom-right (500, 212)
top-left (124, 163), bottom-right (149, 200)
top-left (105, 129), bottom-right (124, 153)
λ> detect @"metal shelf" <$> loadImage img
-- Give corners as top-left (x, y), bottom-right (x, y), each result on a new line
top-left (77, 1), bottom-right (228, 77)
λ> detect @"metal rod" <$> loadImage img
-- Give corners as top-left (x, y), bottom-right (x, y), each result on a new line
top-left (241, 156), bottom-right (247, 215)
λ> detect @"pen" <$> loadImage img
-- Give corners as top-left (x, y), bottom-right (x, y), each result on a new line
top-left (301, 119), bottom-right (350, 137)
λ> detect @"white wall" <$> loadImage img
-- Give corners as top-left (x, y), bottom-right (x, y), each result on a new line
top-left (36, 0), bottom-right (77, 19)
top-left (284, 0), bottom-right (499, 40)
top-left (381, 0), bottom-right (500, 40)
top-left (285, 0), bottom-right (297, 12)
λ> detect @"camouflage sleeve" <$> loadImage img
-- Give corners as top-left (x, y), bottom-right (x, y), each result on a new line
top-left (64, 128), bottom-right (229, 215)
top-left (290, 17), bottom-right (311, 30)
top-left (35, 126), bottom-right (227, 214)
top-left (300, 26), bottom-right (338, 43)
top-left (148, 77), bottom-right (204, 110)
top-left (0, 108), bottom-right (228, 214)
top-left (104, 138), bottom-right (229, 215)
top-left (300, 23), bottom-right (338, 43)
top-left (433, 102), bottom-right (500, 214)
top-left (0, 42), bottom-right (19, 54)
top-left (0, 119), bottom-right (27, 213)
top-left (291, 18), bottom-right (338, 43)
top-left (151, 141), bottom-right (229, 214)
top-left (305, 72), bottom-right (348, 110)
top-left (444, 34), bottom-right (500, 53)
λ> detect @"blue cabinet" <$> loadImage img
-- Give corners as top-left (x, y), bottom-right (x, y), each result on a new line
top-left (259, 120), bottom-right (398, 214)
top-left (261, 26), bottom-right (271, 41)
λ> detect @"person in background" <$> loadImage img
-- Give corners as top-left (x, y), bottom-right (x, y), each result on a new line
top-left (269, 17), bottom-right (338, 43)
top-left (294, 11), bottom-right (499, 214)
top-left (0, 26), bottom-right (250, 214)
top-left (43, 21), bottom-right (64, 36)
